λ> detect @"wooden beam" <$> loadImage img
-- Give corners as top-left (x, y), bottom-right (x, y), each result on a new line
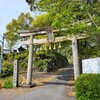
top-left (19, 31), bottom-right (47, 37)
top-left (18, 28), bottom-right (68, 37)
top-left (21, 34), bottom-right (87, 45)
top-left (21, 36), bottom-right (70, 45)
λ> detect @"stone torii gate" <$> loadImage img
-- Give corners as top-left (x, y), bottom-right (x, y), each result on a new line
top-left (18, 29), bottom-right (86, 86)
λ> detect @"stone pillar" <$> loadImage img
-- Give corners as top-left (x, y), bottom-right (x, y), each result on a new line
top-left (26, 34), bottom-right (33, 85)
top-left (13, 60), bottom-right (19, 87)
top-left (72, 36), bottom-right (80, 80)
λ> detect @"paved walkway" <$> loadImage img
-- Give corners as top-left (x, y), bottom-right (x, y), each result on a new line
top-left (0, 67), bottom-right (75, 100)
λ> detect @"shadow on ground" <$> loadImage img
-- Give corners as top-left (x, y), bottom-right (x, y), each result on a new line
top-left (43, 65), bottom-right (74, 86)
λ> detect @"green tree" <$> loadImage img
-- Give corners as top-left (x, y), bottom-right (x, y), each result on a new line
top-left (34, 50), bottom-right (68, 72)
top-left (26, 0), bottom-right (100, 34)
top-left (31, 13), bottom-right (53, 30)
top-left (4, 12), bottom-right (33, 52)
top-left (25, 0), bottom-right (100, 79)
top-left (4, 32), bottom-right (18, 52)
top-left (26, 0), bottom-right (100, 56)
top-left (6, 12), bottom-right (33, 31)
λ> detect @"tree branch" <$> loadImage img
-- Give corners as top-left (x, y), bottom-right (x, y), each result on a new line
top-left (87, 12), bottom-right (98, 28)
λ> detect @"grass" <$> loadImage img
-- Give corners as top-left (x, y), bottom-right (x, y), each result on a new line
top-left (2, 76), bottom-right (13, 88)
top-left (2, 75), bottom-right (22, 88)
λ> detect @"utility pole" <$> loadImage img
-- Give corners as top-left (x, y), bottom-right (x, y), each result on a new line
top-left (0, 34), bottom-right (4, 79)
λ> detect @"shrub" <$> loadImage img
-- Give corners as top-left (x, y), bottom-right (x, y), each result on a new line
top-left (2, 76), bottom-right (13, 88)
top-left (75, 74), bottom-right (100, 100)
top-left (34, 50), bottom-right (68, 72)
top-left (2, 76), bottom-right (22, 88)
top-left (15, 50), bottom-right (28, 71)
top-left (4, 53), bottom-right (14, 61)
top-left (34, 59), bottom-right (47, 72)
top-left (1, 61), bottom-right (13, 77)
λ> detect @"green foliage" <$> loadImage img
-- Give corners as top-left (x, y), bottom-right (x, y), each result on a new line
top-left (15, 50), bottom-right (28, 70)
top-left (6, 12), bottom-right (33, 31)
top-left (2, 51), bottom-right (28, 77)
top-left (79, 35), bottom-right (100, 59)
top-left (75, 74), bottom-right (100, 100)
top-left (97, 26), bottom-right (100, 32)
top-left (73, 22), bottom-right (87, 33)
top-left (4, 32), bottom-right (18, 52)
top-left (2, 53), bottom-right (15, 77)
top-left (4, 12), bottom-right (33, 51)
top-left (32, 13), bottom-right (53, 29)
top-left (1, 61), bottom-right (13, 77)
top-left (25, 0), bottom-right (100, 61)
top-left (25, 0), bottom-right (100, 63)
top-left (34, 50), bottom-right (68, 72)
top-left (2, 76), bottom-right (13, 88)
top-left (2, 50), bottom-right (28, 77)
top-left (34, 59), bottom-right (48, 72)
top-left (2, 76), bottom-right (22, 88)
top-left (26, 0), bottom-right (100, 36)
top-left (4, 53), bottom-right (15, 61)
top-left (15, 50), bottom-right (28, 60)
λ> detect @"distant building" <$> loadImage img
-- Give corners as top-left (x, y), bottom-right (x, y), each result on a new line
top-left (12, 46), bottom-right (27, 53)
top-left (3, 49), bottom-right (10, 54)
top-left (1, 45), bottom-right (27, 55)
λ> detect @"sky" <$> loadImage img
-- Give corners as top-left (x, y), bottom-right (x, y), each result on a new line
top-left (0, 0), bottom-right (38, 38)
top-left (0, 0), bottom-right (40, 49)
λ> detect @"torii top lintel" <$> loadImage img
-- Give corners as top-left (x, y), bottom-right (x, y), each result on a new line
top-left (18, 28), bottom-right (87, 45)
top-left (18, 28), bottom-right (67, 37)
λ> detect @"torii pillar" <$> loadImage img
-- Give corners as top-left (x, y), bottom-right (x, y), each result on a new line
top-left (72, 36), bottom-right (80, 80)
top-left (26, 34), bottom-right (33, 85)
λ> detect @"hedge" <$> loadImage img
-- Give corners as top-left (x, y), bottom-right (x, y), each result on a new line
top-left (75, 74), bottom-right (100, 100)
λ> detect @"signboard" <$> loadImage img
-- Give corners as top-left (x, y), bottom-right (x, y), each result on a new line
top-left (13, 60), bottom-right (19, 87)
top-left (82, 58), bottom-right (100, 74)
